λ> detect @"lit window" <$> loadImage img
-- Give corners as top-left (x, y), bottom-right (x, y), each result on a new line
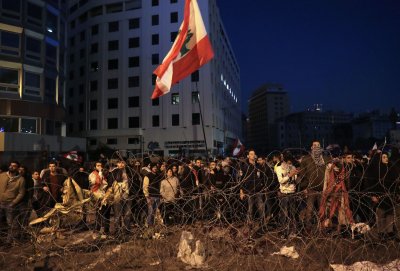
top-left (171, 93), bottom-right (179, 105)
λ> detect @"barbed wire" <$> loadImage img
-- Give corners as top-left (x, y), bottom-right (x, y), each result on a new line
top-left (1, 148), bottom-right (400, 270)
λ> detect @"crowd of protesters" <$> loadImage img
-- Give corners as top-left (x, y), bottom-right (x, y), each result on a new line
top-left (1, 140), bottom-right (400, 246)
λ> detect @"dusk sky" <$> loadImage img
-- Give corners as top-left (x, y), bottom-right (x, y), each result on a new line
top-left (216, 0), bottom-right (400, 114)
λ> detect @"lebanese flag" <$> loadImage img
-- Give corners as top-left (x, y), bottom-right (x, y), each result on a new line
top-left (151, 0), bottom-right (214, 99)
top-left (63, 151), bottom-right (83, 163)
top-left (232, 139), bottom-right (245, 157)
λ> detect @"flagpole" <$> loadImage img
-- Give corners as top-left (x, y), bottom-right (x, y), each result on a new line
top-left (195, 82), bottom-right (209, 158)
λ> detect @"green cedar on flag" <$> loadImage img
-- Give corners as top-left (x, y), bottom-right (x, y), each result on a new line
top-left (151, 0), bottom-right (214, 99)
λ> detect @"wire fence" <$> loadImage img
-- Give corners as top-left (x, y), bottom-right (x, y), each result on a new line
top-left (1, 149), bottom-right (400, 270)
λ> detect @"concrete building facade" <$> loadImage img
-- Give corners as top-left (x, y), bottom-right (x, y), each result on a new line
top-left (66, 0), bottom-right (241, 157)
top-left (0, 0), bottom-right (85, 167)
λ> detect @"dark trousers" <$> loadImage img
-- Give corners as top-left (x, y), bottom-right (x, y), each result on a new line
top-left (0, 204), bottom-right (18, 243)
top-left (94, 203), bottom-right (111, 233)
top-left (160, 201), bottom-right (178, 225)
top-left (113, 199), bottom-right (132, 235)
top-left (279, 193), bottom-right (297, 235)
top-left (247, 193), bottom-right (265, 223)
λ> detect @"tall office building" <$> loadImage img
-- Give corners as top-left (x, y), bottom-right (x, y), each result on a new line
top-left (0, 0), bottom-right (85, 166)
top-left (66, 0), bottom-right (241, 157)
top-left (247, 84), bottom-right (290, 153)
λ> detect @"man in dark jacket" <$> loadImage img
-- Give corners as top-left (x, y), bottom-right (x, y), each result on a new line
top-left (240, 149), bottom-right (266, 224)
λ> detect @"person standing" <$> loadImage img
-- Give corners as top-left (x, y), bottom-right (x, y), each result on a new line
top-left (143, 163), bottom-right (162, 226)
top-left (276, 154), bottom-right (300, 238)
top-left (160, 168), bottom-right (182, 225)
top-left (89, 162), bottom-right (108, 234)
top-left (240, 150), bottom-right (266, 224)
top-left (0, 161), bottom-right (26, 244)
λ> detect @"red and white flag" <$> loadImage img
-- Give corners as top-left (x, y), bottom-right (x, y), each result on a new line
top-left (232, 139), bottom-right (245, 157)
top-left (63, 151), bottom-right (83, 163)
top-left (151, 0), bottom-right (214, 99)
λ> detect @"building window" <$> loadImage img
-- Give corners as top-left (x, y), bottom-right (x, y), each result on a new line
top-left (0, 67), bottom-right (18, 93)
top-left (171, 93), bottom-right (179, 105)
top-left (108, 118), bottom-right (118, 129)
top-left (79, 84), bottom-right (85, 95)
top-left (108, 40), bottom-right (119, 50)
top-left (68, 123), bottom-right (74, 133)
top-left (191, 70), bottom-right (199, 82)
top-left (46, 43), bottom-right (57, 66)
top-left (25, 36), bottom-right (41, 61)
top-left (80, 31), bottom-right (85, 41)
top-left (152, 0), bottom-right (159, 6)
top-left (108, 21), bottom-right (119, 32)
top-left (90, 80), bottom-right (98, 91)
top-left (91, 24), bottom-right (99, 35)
top-left (172, 114), bottom-right (179, 126)
top-left (69, 88), bottom-right (74, 97)
top-left (151, 54), bottom-right (159, 65)
top-left (106, 3), bottom-right (123, 13)
top-left (152, 15), bottom-right (159, 26)
top-left (129, 18), bottom-right (140, 29)
top-left (90, 119), bottom-right (97, 130)
top-left (192, 113), bottom-right (200, 125)
top-left (90, 100), bottom-right (97, 111)
top-left (26, 2), bottom-right (43, 27)
top-left (89, 139), bottom-right (97, 146)
top-left (90, 6), bottom-right (103, 17)
top-left (78, 102), bottom-right (84, 113)
top-left (171, 0), bottom-right (178, 3)
top-left (90, 61), bottom-right (99, 72)
top-left (128, 76), bottom-right (140, 87)
top-left (0, 117), bottom-right (18, 132)
top-left (128, 56), bottom-right (139, 67)
top-left (152, 34), bottom-right (159, 45)
top-left (24, 71), bottom-right (41, 96)
top-left (108, 78), bottom-right (118, 89)
top-left (79, 48), bottom-right (85, 58)
top-left (192, 91), bottom-right (199, 103)
top-left (170, 31), bottom-right (178, 42)
top-left (108, 98), bottom-right (118, 109)
top-left (106, 138), bottom-right (117, 145)
top-left (170, 12), bottom-right (178, 23)
top-left (69, 54), bottom-right (74, 63)
top-left (20, 118), bottom-right (37, 133)
top-left (80, 66), bottom-right (85, 77)
top-left (129, 117), bottom-right (140, 128)
top-left (108, 58), bottom-right (118, 70)
top-left (152, 97), bottom-right (159, 106)
top-left (128, 138), bottom-right (139, 144)
top-left (0, 30), bottom-right (20, 56)
top-left (1, 0), bottom-right (21, 20)
top-left (128, 96), bottom-right (139, 107)
top-left (126, 0), bottom-right (142, 10)
top-left (152, 115), bottom-right (159, 127)
top-left (129, 37), bottom-right (140, 48)
top-left (90, 43), bottom-right (98, 54)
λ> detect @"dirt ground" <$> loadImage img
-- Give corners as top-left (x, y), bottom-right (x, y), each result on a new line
top-left (1, 223), bottom-right (400, 271)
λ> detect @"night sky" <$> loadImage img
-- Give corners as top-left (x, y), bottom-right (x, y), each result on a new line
top-left (216, 0), bottom-right (400, 114)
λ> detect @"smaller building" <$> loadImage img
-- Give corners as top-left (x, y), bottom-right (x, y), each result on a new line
top-left (279, 107), bottom-right (353, 149)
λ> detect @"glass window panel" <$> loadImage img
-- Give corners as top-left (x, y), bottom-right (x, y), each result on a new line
top-left (20, 118), bottom-right (37, 133)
